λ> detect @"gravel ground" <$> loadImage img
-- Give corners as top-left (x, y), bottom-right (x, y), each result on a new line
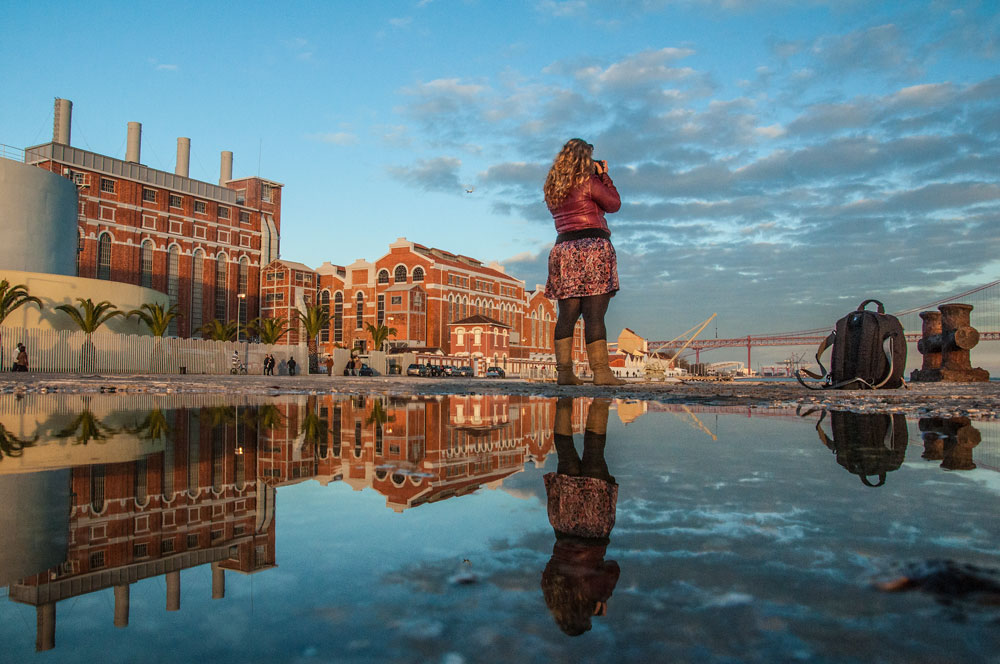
top-left (2, 372), bottom-right (999, 420)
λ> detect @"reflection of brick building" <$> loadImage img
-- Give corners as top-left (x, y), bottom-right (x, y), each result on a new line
top-left (6, 395), bottom-right (591, 651)
top-left (24, 99), bottom-right (281, 338)
top-left (9, 406), bottom-right (275, 651)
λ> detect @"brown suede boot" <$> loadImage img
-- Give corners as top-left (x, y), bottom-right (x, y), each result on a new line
top-left (555, 337), bottom-right (583, 385)
top-left (586, 340), bottom-right (626, 386)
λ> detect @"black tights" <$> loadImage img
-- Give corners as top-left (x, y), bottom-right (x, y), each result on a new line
top-left (554, 293), bottom-right (612, 344)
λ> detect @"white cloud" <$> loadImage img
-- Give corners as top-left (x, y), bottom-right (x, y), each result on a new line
top-left (309, 132), bottom-right (359, 146)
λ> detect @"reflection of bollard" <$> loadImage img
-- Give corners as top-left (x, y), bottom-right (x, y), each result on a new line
top-left (910, 303), bottom-right (990, 382)
top-left (918, 417), bottom-right (981, 471)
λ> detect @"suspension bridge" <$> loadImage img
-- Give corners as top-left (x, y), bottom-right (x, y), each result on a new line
top-left (648, 279), bottom-right (1000, 368)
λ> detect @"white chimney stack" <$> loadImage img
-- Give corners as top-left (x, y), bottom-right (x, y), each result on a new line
top-left (53, 98), bottom-right (72, 145)
top-left (126, 122), bottom-right (142, 163)
top-left (219, 151), bottom-right (233, 185)
top-left (175, 137), bottom-right (190, 177)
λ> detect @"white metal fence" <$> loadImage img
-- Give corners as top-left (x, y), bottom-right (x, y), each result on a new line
top-left (0, 325), bottom-right (308, 375)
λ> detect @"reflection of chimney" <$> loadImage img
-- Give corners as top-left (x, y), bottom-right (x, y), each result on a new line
top-left (36, 603), bottom-right (56, 652)
top-left (166, 570), bottom-right (180, 611)
top-left (212, 562), bottom-right (225, 599)
top-left (175, 137), bottom-right (190, 177)
top-left (126, 122), bottom-right (142, 163)
top-left (53, 98), bottom-right (72, 145)
top-left (219, 151), bottom-right (233, 185)
top-left (114, 584), bottom-right (130, 627)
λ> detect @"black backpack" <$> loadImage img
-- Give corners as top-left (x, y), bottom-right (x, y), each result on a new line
top-left (796, 299), bottom-right (906, 390)
top-left (814, 410), bottom-right (908, 487)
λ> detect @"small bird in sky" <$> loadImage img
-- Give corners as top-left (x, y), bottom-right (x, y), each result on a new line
top-left (465, 186), bottom-right (475, 194)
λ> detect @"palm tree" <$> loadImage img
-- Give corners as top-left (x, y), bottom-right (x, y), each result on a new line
top-left (0, 280), bottom-right (42, 371)
top-left (296, 304), bottom-right (331, 374)
top-left (198, 319), bottom-right (238, 341)
top-left (365, 323), bottom-right (398, 353)
top-left (55, 298), bottom-right (124, 372)
top-left (249, 316), bottom-right (290, 345)
top-left (128, 302), bottom-right (181, 336)
top-left (128, 303), bottom-right (181, 373)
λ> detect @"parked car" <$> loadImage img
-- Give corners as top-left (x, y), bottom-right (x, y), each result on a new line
top-left (406, 363), bottom-right (426, 377)
top-left (486, 366), bottom-right (506, 378)
top-left (359, 364), bottom-right (374, 376)
top-left (426, 364), bottom-right (443, 377)
top-left (454, 366), bottom-right (474, 377)
top-left (439, 365), bottom-right (456, 376)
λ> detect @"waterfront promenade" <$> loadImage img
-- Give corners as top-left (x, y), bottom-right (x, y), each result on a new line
top-left (2, 373), bottom-right (998, 421)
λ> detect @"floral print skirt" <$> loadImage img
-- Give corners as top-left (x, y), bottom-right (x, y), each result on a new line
top-left (545, 237), bottom-right (620, 299)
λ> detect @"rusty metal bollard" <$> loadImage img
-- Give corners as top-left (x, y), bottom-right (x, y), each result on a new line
top-left (910, 303), bottom-right (990, 382)
top-left (918, 417), bottom-right (981, 470)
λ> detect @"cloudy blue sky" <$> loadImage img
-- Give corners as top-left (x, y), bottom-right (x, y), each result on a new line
top-left (3, 0), bottom-right (999, 365)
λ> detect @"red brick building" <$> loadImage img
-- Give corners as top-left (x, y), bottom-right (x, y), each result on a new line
top-left (263, 237), bottom-right (586, 372)
top-left (24, 100), bottom-right (282, 338)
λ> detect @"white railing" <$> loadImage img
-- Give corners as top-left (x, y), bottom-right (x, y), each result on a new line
top-left (0, 325), bottom-right (308, 375)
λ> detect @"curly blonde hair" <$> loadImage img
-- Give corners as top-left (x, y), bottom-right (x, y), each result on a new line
top-left (544, 138), bottom-right (595, 209)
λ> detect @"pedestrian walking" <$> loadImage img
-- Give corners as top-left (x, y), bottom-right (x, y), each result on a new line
top-left (325, 354), bottom-right (334, 375)
top-left (14, 343), bottom-right (28, 372)
top-left (287, 356), bottom-right (297, 376)
top-left (543, 138), bottom-right (624, 386)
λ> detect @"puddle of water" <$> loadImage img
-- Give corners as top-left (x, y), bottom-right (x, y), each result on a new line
top-left (0, 394), bottom-right (997, 663)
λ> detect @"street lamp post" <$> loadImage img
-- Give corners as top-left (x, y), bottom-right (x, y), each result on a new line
top-left (237, 293), bottom-right (247, 367)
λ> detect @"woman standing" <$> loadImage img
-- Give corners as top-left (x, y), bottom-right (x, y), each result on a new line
top-left (544, 139), bottom-right (625, 386)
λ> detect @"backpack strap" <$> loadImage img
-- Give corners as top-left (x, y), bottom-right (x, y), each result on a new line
top-left (858, 299), bottom-right (885, 314)
top-left (795, 331), bottom-right (835, 389)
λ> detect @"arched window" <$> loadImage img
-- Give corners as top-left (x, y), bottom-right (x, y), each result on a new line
top-left (320, 290), bottom-right (330, 342)
top-left (90, 464), bottom-right (106, 513)
top-left (356, 292), bottom-right (364, 328)
top-left (377, 269), bottom-right (389, 285)
top-left (238, 257), bottom-right (249, 336)
top-left (167, 245), bottom-right (180, 336)
top-left (214, 254), bottom-right (228, 322)
top-left (394, 265), bottom-right (407, 283)
top-left (412, 266), bottom-right (424, 282)
top-left (96, 233), bottom-right (112, 280)
top-left (238, 257), bottom-right (249, 295)
top-left (191, 249), bottom-right (204, 332)
top-left (334, 292), bottom-right (343, 342)
top-left (140, 240), bottom-right (154, 288)
top-left (187, 413), bottom-right (200, 497)
top-left (77, 230), bottom-right (84, 276)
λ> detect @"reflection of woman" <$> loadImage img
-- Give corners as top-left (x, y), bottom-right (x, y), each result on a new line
top-left (544, 139), bottom-right (625, 386)
top-left (541, 398), bottom-right (620, 635)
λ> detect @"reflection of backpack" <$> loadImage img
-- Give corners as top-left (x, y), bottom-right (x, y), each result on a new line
top-left (815, 410), bottom-right (908, 487)
top-left (797, 299), bottom-right (906, 390)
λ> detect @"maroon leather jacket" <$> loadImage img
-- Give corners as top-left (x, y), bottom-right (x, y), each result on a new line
top-left (549, 173), bottom-right (621, 235)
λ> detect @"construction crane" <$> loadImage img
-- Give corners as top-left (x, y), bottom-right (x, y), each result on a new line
top-left (648, 313), bottom-right (717, 368)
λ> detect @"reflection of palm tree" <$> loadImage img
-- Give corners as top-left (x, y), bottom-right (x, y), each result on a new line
top-left (255, 404), bottom-right (285, 431)
top-left (54, 410), bottom-right (117, 445)
top-left (125, 409), bottom-right (171, 441)
top-left (365, 397), bottom-right (394, 428)
top-left (300, 395), bottom-right (324, 447)
top-left (0, 422), bottom-right (37, 460)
